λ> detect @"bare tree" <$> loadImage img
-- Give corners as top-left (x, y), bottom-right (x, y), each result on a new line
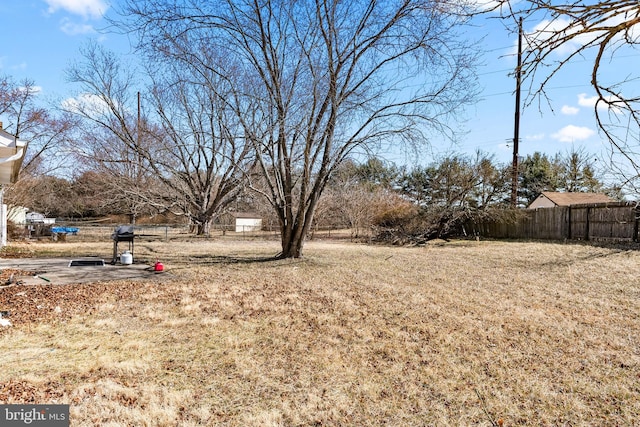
top-left (496, 1), bottom-right (640, 193)
top-left (335, 180), bottom-right (378, 240)
top-left (65, 42), bottom-right (253, 232)
top-left (321, 158), bottom-right (404, 239)
top-left (0, 75), bottom-right (76, 210)
top-left (63, 47), bottom-right (158, 224)
top-left (0, 77), bottom-right (75, 174)
top-left (147, 58), bottom-right (255, 233)
top-left (121, 0), bottom-right (478, 257)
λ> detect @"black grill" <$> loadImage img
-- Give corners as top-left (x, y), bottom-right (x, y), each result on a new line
top-left (111, 225), bottom-right (135, 264)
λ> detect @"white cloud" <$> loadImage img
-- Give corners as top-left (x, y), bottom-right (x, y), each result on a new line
top-left (19, 86), bottom-right (42, 95)
top-left (62, 93), bottom-right (112, 115)
top-left (505, 17), bottom-right (584, 59)
top-left (577, 92), bottom-right (624, 114)
top-left (522, 18), bottom-right (609, 59)
top-left (551, 125), bottom-right (595, 143)
top-left (523, 13), bottom-right (640, 61)
top-left (44, 0), bottom-right (108, 20)
top-left (60, 18), bottom-right (96, 35)
top-left (525, 18), bottom-right (586, 55)
top-left (472, 0), bottom-right (520, 13)
top-left (561, 105), bottom-right (579, 115)
top-left (525, 133), bottom-right (545, 141)
top-left (578, 93), bottom-right (598, 108)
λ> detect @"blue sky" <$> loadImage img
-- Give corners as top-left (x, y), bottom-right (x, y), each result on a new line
top-left (455, 13), bottom-right (618, 166)
top-left (0, 0), bottom-right (627, 168)
top-left (0, 1), bottom-right (121, 96)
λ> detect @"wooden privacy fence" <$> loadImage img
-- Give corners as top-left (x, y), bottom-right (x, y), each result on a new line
top-left (474, 202), bottom-right (640, 242)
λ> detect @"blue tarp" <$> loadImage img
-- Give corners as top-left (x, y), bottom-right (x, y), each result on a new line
top-left (51, 226), bottom-right (79, 235)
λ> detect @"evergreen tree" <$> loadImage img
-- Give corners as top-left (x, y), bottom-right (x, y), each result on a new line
top-left (557, 147), bottom-right (602, 193)
top-left (519, 152), bottom-right (560, 206)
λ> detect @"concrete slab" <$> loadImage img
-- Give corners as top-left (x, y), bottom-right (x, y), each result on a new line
top-left (0, 257), bottom-right (166, 285)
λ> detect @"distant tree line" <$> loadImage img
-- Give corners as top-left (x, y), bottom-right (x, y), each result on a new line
top-left (7, 145), bottom-right (619, 243)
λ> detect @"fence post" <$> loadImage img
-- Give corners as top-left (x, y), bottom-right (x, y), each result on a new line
top-left (566, 206), bottom-right (572, 240)
top-left (634, 204), bottom-right (640, 243)
top-left (585, 206), bottom-right (590, 241)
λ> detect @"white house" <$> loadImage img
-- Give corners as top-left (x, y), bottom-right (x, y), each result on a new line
top-left (0, 125), bottom-right (26, 184)
top-left (0, 124), bottom-right (27, 246)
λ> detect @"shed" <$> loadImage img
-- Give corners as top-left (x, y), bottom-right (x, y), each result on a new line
top-left (528, 191), bottom-right (615, 209)
top-left (234, 212), bottom-right (263, 233)
top-left (26, 211), bottom-right (56, 225)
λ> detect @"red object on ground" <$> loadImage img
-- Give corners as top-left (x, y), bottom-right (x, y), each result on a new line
top-left (154, 261), bottom-right (164, 272)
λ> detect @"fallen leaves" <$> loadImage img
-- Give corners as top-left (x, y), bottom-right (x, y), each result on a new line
top-left (0, 281), bottom-right (147, 334)
top-left (0, 268), bottom-right (35, 286)
top-left (0, 379), bottom-right (65, 403)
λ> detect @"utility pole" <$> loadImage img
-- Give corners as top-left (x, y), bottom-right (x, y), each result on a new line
top-left (131, 91), bottom-right (142, 225)
top-left (511, 17), bottom-right (523, 208)
top-left (137, 91), bottom-right (141, 147)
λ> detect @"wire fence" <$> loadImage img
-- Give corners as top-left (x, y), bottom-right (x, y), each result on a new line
top-left (14, 222), bottom-right (287, 243)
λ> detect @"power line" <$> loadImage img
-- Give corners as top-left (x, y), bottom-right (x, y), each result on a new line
top-left (477, 68), bottom-right (512, 77)
top-left (481, 83), bottom-right (595, 99)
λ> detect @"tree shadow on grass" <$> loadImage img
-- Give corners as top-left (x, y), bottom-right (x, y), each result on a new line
top-left (182, 254), bottom-right (288, 266)
top-left (534, 239), bottom-right (638, 269)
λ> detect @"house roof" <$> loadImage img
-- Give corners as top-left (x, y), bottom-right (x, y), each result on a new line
top-left (535, 191), bottom-right (615, 207)
top-left (0, 127), bottom-right (27, 184)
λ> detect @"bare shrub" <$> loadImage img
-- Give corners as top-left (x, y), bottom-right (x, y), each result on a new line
top-left (373, 206), bottom-right (519, 245)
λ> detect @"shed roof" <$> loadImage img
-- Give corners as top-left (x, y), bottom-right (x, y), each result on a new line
top-left (532, 191), bottom-right (615, 207)
top-left (0, 127), bottom-right (27, 184)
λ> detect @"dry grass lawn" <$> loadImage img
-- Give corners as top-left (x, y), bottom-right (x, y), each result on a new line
top-left (1, 238), bottom-right (639, 425)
